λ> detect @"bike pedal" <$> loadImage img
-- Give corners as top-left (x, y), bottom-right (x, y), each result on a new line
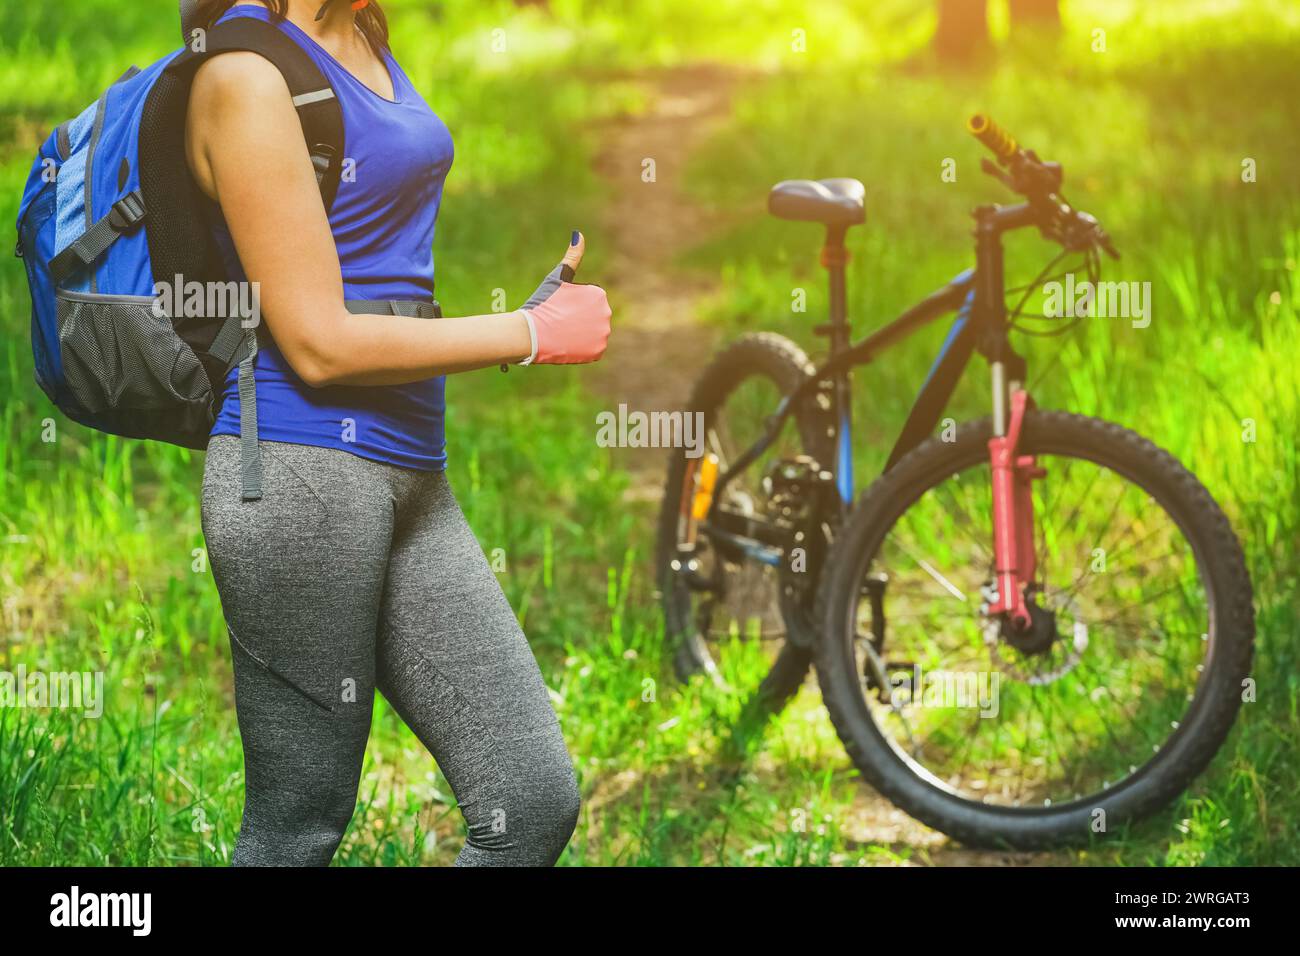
top-left (670, 558), bottom-right (717, 594)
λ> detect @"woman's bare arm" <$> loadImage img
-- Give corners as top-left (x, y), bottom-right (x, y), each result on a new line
top-left (185, 52), bottom-right (575, 387)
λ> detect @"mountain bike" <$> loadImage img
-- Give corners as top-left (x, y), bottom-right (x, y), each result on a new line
top-left (656, 116), bottom-right (1255, 846)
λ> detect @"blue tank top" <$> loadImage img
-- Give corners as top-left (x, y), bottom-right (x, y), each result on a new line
top-left (208, 5), bottom-right (454, 470)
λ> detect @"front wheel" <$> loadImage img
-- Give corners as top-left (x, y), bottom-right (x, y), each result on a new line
top-left (814, 411), bottom-right (1255, 849)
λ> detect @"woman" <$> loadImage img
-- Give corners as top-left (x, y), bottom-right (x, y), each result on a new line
top-left (187, 0), bottom-right (611, 865)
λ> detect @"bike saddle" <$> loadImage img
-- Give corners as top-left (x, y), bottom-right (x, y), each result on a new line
top-left (768, 178), bottom-right (866, 226)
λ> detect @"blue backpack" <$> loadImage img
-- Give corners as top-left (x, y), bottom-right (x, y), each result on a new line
top-left (15, 4), bottom-right (347, 498)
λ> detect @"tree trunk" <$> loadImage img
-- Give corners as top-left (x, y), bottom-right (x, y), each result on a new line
top-left (1008, 0), bottom-right (1060, 26)
top-left (934, 0), bottom-right (990, 61)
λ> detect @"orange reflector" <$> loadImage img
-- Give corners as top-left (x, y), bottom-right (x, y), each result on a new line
top-left (691, 454), bottom-right (719, 521)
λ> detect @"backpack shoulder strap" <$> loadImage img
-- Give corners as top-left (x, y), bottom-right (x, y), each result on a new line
top-left (179, 0), bottom-right (201, 42)
top-left (165, 18), bottom-right (346, 503)
top-left (165, 16), bottom-right (346, 208)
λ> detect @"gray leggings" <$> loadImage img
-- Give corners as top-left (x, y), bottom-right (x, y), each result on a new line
top-left (201, 436), bottom-right (579, 866)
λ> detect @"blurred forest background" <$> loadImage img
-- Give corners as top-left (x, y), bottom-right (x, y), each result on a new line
top-left (1, 0), bottom-right (1297, 865)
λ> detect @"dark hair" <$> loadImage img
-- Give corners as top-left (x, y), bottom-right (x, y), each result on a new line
top-left (193, 1), bottom-right (390, 55)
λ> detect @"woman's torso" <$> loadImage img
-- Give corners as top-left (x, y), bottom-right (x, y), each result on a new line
top-left (207, 4), bottom-right (455, 470)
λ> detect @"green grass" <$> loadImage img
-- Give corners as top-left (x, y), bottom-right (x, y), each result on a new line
top-left (2, 0), bottom-right (1297, 866)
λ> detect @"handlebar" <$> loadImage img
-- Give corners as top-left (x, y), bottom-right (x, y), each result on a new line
top-left (967, 114), bottom-right (1019, 164)
top-left (967, 113), bottom-right (1063, 195)
top-left (966, 113), bottom-right (1118, 259)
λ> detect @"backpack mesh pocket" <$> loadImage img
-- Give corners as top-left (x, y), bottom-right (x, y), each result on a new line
top-left (55, 291), bottom-right (212, 418)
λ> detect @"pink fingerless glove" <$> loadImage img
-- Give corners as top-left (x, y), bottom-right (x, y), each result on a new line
top-left (518, 265), bottom-right (612, 365)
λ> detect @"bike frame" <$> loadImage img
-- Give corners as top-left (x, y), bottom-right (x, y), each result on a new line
top-left (693, 200), bottom-right (1048, 623)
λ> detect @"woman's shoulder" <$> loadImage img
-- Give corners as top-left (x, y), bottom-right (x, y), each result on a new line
top-left (186, 50), bottom-right (304, 201)
top-left (191, 49), bottom-right (294, 113)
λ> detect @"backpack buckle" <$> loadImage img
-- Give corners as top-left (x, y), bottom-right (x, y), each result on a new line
top-left (310, 143), bottom-right (335, 184)
top-left (107, 192), bottom-right (147, 231)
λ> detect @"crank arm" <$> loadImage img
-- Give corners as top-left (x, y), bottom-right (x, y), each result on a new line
top-left (699, 522), bottom-right (784, 568)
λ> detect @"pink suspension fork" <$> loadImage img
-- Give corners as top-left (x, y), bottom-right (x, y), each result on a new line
top-left (987, 388), bottom-right (1045, 628)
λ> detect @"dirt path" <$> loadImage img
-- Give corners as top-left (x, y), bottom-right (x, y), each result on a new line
top-left (586, 65), bottom-right (1056, 866)
top-left (587, 64), bottom-right (744, 498)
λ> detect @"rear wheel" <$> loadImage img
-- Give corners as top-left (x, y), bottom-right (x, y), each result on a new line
top-left (657, 333), bottom-right (834, 708)
top-left (815, 411), bottom-right (1255, 848)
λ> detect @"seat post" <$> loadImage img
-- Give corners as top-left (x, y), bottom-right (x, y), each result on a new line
top-left (821, 223), bottom-right (851, 353)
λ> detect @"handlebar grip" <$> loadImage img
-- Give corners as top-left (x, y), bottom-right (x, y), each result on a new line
top-left (968, 114), bottom-right (1019, 163)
